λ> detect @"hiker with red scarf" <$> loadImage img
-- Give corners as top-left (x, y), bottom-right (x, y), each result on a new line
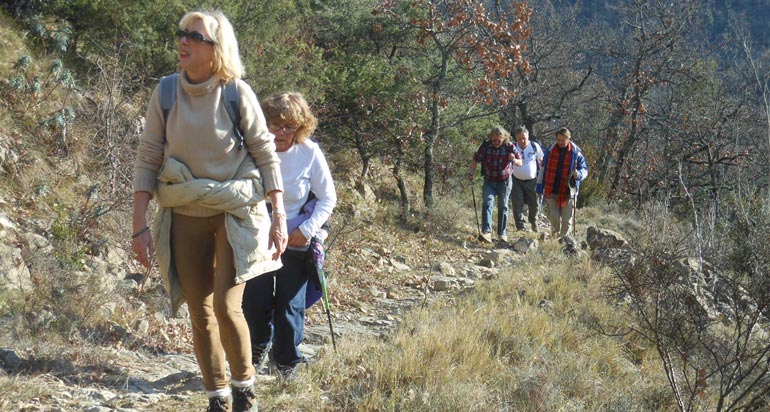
top-left (536, 127), bottom-right (588, 238)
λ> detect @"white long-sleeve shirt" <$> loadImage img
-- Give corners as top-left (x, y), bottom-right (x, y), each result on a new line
top-left (277, 139), bottom-right (336, 239)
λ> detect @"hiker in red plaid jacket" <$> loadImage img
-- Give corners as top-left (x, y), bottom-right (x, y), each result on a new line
top-left (468, 126), bottom-right (522, 243)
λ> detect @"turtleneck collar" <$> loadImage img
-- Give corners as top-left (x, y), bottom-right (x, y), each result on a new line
top-left (180, 70), bottom-right (221, 97)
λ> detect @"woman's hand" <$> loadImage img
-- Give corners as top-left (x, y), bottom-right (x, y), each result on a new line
top-left (132, 228), bottom-right (155, 269)
top-left (132, 191), bottom-right (154, 269)
top-left (287, 228), bottom-right (310, 248)
top-left (269, 214), bottom-right (288, 260)
top-left (267, 190), bottom-right (288, 260)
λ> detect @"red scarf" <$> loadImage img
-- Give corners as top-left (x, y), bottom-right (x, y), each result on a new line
top-left (544, 142), bottom-right (572, 208)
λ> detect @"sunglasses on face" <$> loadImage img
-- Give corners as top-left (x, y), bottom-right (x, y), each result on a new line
top-left (176, 29), bottom-right (216, 45)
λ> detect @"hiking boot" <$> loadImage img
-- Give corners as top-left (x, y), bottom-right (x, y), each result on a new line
top-left (232, 386), bottom-right (258, 412)
top-left (252, 349), bottom-right (270, 375)
top-left (531, 222), bottom-right (537, 232)
top-left (498, 234), bottom-right (508, 242)
top-left (478, 232), bottom-right (493, 243)
top-left (207, 396), bottom-right (230, 412)
top-left (277, 364), bottom-right (298, 383)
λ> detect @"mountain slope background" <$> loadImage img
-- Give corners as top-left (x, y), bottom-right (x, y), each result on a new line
top-left (1, 1), bottom-right (770, 411)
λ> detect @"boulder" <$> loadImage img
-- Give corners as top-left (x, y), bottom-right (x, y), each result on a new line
top-left (0, 213), bottom-right (16, 230)
top-left (430, 276), bottom-right (474, 292)
top-left (354, 180), bottom-right (377, 203)
top-left (431, 277), bottom-right (455, 292)
top-left (560, 236), bottom-right (583, 257)
top-left (434, 261), bottom-right (456, 277)
top-left (22, 232), bottom-right (50, 250)
top-left (478, 257), bottom-right (495, 268)
top-left (512, 237), bottom-right (538, 254)
top-left (0, 348), bottom-right (23, 371)
top-left (0, 243), bottom-right (31, 290)
top-left (586, 226), bottom-right (628, 250)
top-left (389, 259), bottom-right (412, 272)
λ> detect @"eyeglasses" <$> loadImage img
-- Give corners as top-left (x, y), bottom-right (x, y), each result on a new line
top-left (268, 125), bottom-right (299, 134)
top-left (176, 29), bottom-right (216, 46)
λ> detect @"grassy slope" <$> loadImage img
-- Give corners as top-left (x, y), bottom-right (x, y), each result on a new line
top-left (131, 206), bottom-right (676, 412)
top-left (297, 234), bottom-right (674, 412)
top-left (0, 11), bottom-right (27, 133)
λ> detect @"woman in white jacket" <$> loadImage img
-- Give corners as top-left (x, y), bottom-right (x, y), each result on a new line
top-left (243, 92), bottom-right (336, 381)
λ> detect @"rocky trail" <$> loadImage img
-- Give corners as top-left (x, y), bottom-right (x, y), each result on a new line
top-left (1, 227), bottom-right (545, 412)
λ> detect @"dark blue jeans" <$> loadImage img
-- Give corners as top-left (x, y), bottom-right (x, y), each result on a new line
top-left (481, 177), bottom-right (512, 236)
top-left (243, 249), bottom-right (308, 368)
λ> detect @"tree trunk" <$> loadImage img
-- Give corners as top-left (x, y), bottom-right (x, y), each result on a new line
top-left (423, 136), bottom-right (436, 209)
top-left (393, 149), bottom-right (409, 224)
top-left (353, 130), bottom-right (370, 179)
top-left (517, 100), bottom-right (535, 137)
top-left (423, 47), bottom-right (449, 209)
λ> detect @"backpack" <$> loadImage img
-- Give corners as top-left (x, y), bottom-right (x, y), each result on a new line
top-left (159, 73), bottom-right (245, 150)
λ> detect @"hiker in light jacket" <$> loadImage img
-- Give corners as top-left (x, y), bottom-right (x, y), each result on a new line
top-left (511, 126), bottom-right (544, 232)
top-left (131, 10), bottom-right (286, 412)
top-left (243, 92), bottom-right (337, 381)
top-left (468, 125), bottom-right (522, 243)
top-left (536, 127), bottom-right (588, 238)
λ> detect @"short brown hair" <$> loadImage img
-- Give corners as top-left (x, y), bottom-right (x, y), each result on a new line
top-left (261, 92), bottom-right (318, 144)
top-left (555, 127), bottom-right (571, 139)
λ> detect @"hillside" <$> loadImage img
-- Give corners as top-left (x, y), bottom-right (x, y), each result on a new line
top-left (2, 196), bottom-right (682, 411)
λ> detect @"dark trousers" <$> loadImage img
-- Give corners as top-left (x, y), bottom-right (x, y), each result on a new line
top-left (243, 250), bottom-right (308, 367)
top-left (511, 177), bottom-right (539, 229)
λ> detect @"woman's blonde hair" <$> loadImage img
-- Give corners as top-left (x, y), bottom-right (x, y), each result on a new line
top-left (261, 92), bottom-right (318, 144)
top-left (178, 10), bottom-right (243, 83)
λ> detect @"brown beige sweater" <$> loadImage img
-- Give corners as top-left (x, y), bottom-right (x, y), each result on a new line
top-left (133, 71), bottom-right (282, 217)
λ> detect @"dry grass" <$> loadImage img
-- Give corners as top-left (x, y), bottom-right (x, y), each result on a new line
top-left (262, 246), bottom-right (677, 412)
top-left (141, 197), bottom-right (680, 412)
top-left (0, 374), bottom-right (58, 410)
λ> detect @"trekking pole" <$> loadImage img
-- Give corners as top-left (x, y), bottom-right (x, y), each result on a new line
top-left (470, 180), bottom-right (482, 238)
top-left (570, 167), bottom-right (579, 239)
top-left (320, 277), bottom-right (337, 351)
top-left (572, 196), bottom-right (577, 238)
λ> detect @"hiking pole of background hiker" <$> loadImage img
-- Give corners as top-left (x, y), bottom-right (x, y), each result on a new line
top-left (320, 277), bottom-right (337, 351)
top-left (572, 194), bottom-right (577, 238)
top-left (571, 168), bottom-right (579, 239)
top-left (469, 177), bottom-right (482, 239)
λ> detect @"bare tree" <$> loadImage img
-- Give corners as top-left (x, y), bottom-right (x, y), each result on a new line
top-left (590, 0), bottom-right (704, 198)
top-left (606, 202), bottom-right (770, 412)
top-left (499, 0), bottom-right (598, 139)
top-left (379, 0), bottom-right (531, 208)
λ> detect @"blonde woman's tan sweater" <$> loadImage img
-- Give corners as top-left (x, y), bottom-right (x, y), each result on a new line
top-left (133, 71), bottom-right (282, 217)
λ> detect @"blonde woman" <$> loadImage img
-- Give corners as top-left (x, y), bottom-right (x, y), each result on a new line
top-left (243, 92), bottom-right (336, 381)
top-left (131, 10), bottom-right (286, 412)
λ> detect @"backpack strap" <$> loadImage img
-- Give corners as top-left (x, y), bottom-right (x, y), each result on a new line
top-left (159, 73), bottom-right (179, 142)
top-left (221, 81), bottom-right (245, 150)
top-left (159, 73), bottom-right (244, 150)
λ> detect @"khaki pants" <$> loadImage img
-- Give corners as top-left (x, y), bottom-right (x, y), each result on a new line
top-left (545, 195), bottom-right (575, 238)
top-left (172, 212), bottom-right (255, 391)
